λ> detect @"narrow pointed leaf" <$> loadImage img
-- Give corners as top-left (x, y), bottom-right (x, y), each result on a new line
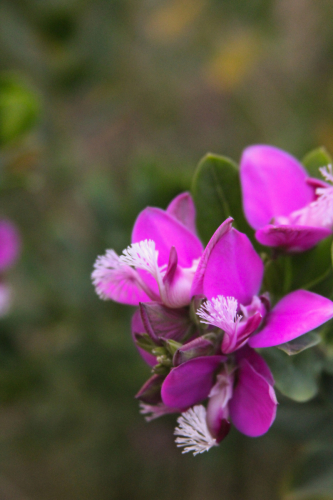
top-left (277, 331), bottom-right (321, 355)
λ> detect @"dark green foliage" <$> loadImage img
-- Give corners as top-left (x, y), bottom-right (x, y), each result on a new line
top-left (261, 347), bottom-right (323, 402)
top-left (192, 153), bottom-right (253, 244)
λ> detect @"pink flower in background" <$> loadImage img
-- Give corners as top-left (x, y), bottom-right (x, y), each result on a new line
top-left (92, 193), bottom-right (203, 308)
top-left (0, 220), bottom-right (20, 271)
top-left (0, 220), bottom-right (20, 316)
top-left (240, 145), bottom-right (333, 252)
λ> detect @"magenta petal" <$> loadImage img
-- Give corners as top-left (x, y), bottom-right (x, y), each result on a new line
top-left (229, 358), bottom-right (277, 437)
top-left (161, 246), bottom-right (195, 307)
top-left (131, 309), bottom-right (156, 366)
top-left (240, 145), bottom-right (313, 229)
top-left (97, 267), bottom-right (152, 305)
top-left (200, 227), bottom-right (264, 305)
top-left (0, 220), bottom-right (20, 271)
top-left (223, 311), bottom-right (262, 353)
top-left (207, 390), bottom-right (231, 442)
top-left (236, 345), bottom-right (274, 385)
top-left (166, 192), bottom-right (197, 235)
top-left (191, 218), bottom-right (233, 296)
top-left (306, 177), bottom-right (329, 190)
top-left (249, 290), bottom-right (333, 348)
top-left (206, 370), bottom-right (233, 440)
top-left (132, 207), bottom-right (203, 268)
top-left (161, 355), bottom-right (225, 409)
top-left (255, 224), bottom-right (331, 252)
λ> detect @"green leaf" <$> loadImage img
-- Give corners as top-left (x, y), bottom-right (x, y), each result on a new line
top-left (289, 237), bottom-right (333, 293)
top-left (263, 255), bottom-right (292, 298)
top-left (302, 147), bottom-right (332, 179)
top-left (0, 74), bottom-right (40, 146)
top-left (265, 237), bottom-right (333, 299)
top-left (277, 331), bottom-right (321, 356)
top-left (191, 153), bottom-right (253, 244)
top-left (261, 347), bottom-right (323, 402)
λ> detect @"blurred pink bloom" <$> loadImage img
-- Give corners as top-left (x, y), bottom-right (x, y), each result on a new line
top-left (0, 220), bottom-right (20, 317)
top-left (0, 220), bottom-right (20, 271)
top-left (240, 145), bottom-right (333, 252)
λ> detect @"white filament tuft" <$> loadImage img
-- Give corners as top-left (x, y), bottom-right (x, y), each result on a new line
top-left (174, 405), bottom-right (217, 456)
top-left (92, 250), bottom-right (136, 300)
top-left (196, 295), bottom-right (240, 334)
top-left (319, 164), bottom-right (333, 184)
top-left (120, 240), bottom-right (160, 280)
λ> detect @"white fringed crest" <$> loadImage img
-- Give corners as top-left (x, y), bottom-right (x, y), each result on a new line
top-left (92, 249), bottom-right (137, 300)
top-left (120, 240), bottom-right (161, 281)
top-left (174, 405), bottom-right (217, 456)
top-left (196, 295), bottom-right (240, 334)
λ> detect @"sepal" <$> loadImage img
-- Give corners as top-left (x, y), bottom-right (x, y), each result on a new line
top-left (139, 301), bottom-right (194, 343)
top-left (135, 374), bottom-right (164, 404)
top-left (173, 334), bottom-right (217, 366)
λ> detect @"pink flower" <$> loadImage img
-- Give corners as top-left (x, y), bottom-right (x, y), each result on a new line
top-left (162, 346), bottom-right (277, 454)
top-left (92, 193), bottom-right (203, 308)
top-left (191, 218), bottom-right (333, 351)
top-left (156, 219), bottom-right (333, 453)
top-left (240, 145), bottom-right (333, 252)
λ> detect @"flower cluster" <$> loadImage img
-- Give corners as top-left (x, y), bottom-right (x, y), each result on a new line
top-left (92, 148), bottom-right (333, 456)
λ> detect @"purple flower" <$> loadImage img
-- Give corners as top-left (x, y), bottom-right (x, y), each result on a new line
top-left (191, 218), bottom-right (333, 351)
top-left (240, 145), bottom-right (333, 251)
top-left (162, 346), bottom-right (277, 454)
top-left (92, 193), bottom-right (203, 308)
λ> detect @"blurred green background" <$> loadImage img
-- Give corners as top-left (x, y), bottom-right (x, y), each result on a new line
top-left (1, 1), bottom-right (333, 499)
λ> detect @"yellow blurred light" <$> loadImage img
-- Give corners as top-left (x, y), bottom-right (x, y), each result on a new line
top-left (206, 32), bottom-right (262, 92)
top-left (145, 0), bottom-right (206, 42)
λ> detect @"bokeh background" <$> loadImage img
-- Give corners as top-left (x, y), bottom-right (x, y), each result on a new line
top-left (1, 1), bottom-right (333, 499)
